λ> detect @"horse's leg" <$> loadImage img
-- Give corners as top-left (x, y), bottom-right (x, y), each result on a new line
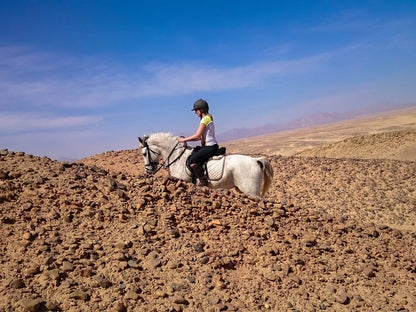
top-left (234, 170), bottom-right (262, 197)
top-left (228, 157), bottom-right (263, 197)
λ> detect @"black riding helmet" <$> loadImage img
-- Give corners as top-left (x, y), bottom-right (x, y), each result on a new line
top-left (191, 99), bottom-right (209, 111)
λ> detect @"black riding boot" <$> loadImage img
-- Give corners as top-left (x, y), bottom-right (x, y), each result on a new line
top-left (190, 163), bottom-right (208, 187)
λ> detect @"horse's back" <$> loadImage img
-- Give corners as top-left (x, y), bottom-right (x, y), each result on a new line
top-left (222, 154), bottom-right (265, 182)
top-left (222, 154), bottom-right (272, 197)
top-left (225, 154), bottom-right (263, 168)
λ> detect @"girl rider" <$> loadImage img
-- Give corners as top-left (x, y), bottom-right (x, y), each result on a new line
top-left (178, 99), bottom-right (219, 186)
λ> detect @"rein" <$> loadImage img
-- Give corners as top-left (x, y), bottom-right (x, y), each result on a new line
top-left (145, 141), bottom-right (188, 175)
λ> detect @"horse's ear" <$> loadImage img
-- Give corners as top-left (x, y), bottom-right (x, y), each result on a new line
top-left (138, 135), bottom-right (149, 145)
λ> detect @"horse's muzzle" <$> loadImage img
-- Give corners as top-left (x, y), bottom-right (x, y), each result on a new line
top-left (145, 166), bottom-right (154, 175)
top-left (145, 162), bottom-right (158, 175)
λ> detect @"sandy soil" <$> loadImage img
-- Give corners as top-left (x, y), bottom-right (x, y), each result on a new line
top-left (296, 130), bottom-right (416, 161)
top-left (224, 106), bottom-right (416, 159)
top-left (1, 107), bottom-right (416, 312)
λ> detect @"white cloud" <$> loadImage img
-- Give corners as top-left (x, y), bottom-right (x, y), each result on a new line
top-left (0, 45), bottom-right (328, 109)
top-left (0, 112), bottom-right (102, 133)
top-left (263, 43), bottom-right (294, 56)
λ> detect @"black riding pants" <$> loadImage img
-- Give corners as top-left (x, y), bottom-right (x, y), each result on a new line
top-left (188, 144), bottom-right (219, 166)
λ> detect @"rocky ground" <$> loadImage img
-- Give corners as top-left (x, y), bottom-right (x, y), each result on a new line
top-left (1, 131), bottom-right (416, 311)
top-left (296, 130), bottom-right (416, 161)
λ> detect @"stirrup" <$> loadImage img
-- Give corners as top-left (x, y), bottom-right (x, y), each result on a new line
top-left (190, 163), bottom-right (208, 187)
top-left (198, 179), bottom-right (208, 187)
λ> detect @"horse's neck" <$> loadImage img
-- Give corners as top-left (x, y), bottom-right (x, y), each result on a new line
top-left (168, 147), bottom-right (193, 181)
top-left (157, 140), bottom-right (188, 165)
top-left (159, 140), bottom-right (177, 159)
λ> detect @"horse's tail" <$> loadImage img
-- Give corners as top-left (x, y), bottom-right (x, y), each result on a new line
top-left (256, 157), bottom-right (274, 197)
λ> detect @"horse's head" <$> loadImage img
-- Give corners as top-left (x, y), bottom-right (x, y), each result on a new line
top-left (138, 135), bottom-right (161, 174)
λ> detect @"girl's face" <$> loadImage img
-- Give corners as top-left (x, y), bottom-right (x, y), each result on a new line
top-left (195, 109), bottom-right (202, 118)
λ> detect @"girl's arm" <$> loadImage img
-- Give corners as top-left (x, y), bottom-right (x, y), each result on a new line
top-left (178, 123), bottom-right (206, 143)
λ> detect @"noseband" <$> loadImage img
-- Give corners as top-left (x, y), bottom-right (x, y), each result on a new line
top-left (142, 140), bottom-right (187, 175)
top-left (142, 142), bottom-right (161, 174)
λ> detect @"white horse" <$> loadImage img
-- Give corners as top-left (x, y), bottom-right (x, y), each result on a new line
top-left (138, 133), bottom-right (273, 198)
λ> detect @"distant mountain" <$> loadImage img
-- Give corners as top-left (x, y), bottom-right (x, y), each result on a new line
top-left (218, 104), bottom-right (416, 142)
top-left (218, 111), bottom-right (357, 142)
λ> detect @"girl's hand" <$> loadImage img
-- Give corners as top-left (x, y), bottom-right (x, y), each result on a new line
top-left (178, 137), bottom-right (186, 143)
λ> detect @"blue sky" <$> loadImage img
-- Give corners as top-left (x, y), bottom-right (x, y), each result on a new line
top-left (1, 1), bottom-right (415, 160)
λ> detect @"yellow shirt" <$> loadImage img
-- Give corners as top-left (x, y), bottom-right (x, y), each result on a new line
top-left (200, 114), bottom-right (217, 146)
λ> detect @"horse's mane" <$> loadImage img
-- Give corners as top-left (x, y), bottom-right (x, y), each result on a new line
top-left (147, 132), bottom-right (177, 149)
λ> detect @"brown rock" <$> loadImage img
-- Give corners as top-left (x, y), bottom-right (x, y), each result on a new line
top-left (20, 298), bottom-right (42, 312)
top-left (0, 169), bottom-right (9, 179)
top-left (62, 261), bottom-right (74, 272)
top-left (335, 292), bottom-right (349, 304)
top-left (207, 295), bottom-right (220, 305)
top-left (362, 266), bottom-right (376, 278)
top-left (149, 258), bottom-right (162, 268)
top-left (22, 232), bottom-right (32, 240)
top-left (127, 259), bottom-right (141, 269)
top-left (9, 278), bottom-right (25, 289)
top-left (115, 252), bottom-right (127, 261)
top-left (262, 269), bottom-right (277, 281)
top-left (125, 290), bottom-right (139, 300)
top-left (113, 301), bottom-right (127, 312)
top-left (302, 235), bottom-right (316, 247)
top-left (69, 290), bottom-right (89, 301)
top-left (25, 267), bottom-right (40, 276)
top-left (154, 290), bottom-right (168, 298)
top-left (45, 269), bottom-right (60, 281)
top-left (172, 295), bottom-right (189, 305)
top-left (281, 263), bottom-right (291, 276)
top-left (45, 301), bottom-right (59, 311)
top-left (95, 276), bottom-right (112, 288)
top-left (264, 216), bottom-right (275, 227)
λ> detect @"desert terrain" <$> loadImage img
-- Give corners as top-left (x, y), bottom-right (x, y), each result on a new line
top-left (1, 107), bottom-right (416, 311)
top-left (225, 106), bottom-right (416, 159)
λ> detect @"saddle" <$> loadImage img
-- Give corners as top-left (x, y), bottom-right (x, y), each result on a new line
top-left (186, 146), bottom-right (227, 182)
top-left (214, 146), bottom-right (227, 157)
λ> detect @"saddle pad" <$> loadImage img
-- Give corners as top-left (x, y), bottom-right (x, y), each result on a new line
top-left (207, 155), bottom-right (226, 181)
top-left (185, 166), bottom-right (192, 177)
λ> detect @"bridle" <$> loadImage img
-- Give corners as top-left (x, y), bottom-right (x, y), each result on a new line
top-left (142, 142), bottom-right (161, 174)
top-left (141, 139), bottom-right (187, 175)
